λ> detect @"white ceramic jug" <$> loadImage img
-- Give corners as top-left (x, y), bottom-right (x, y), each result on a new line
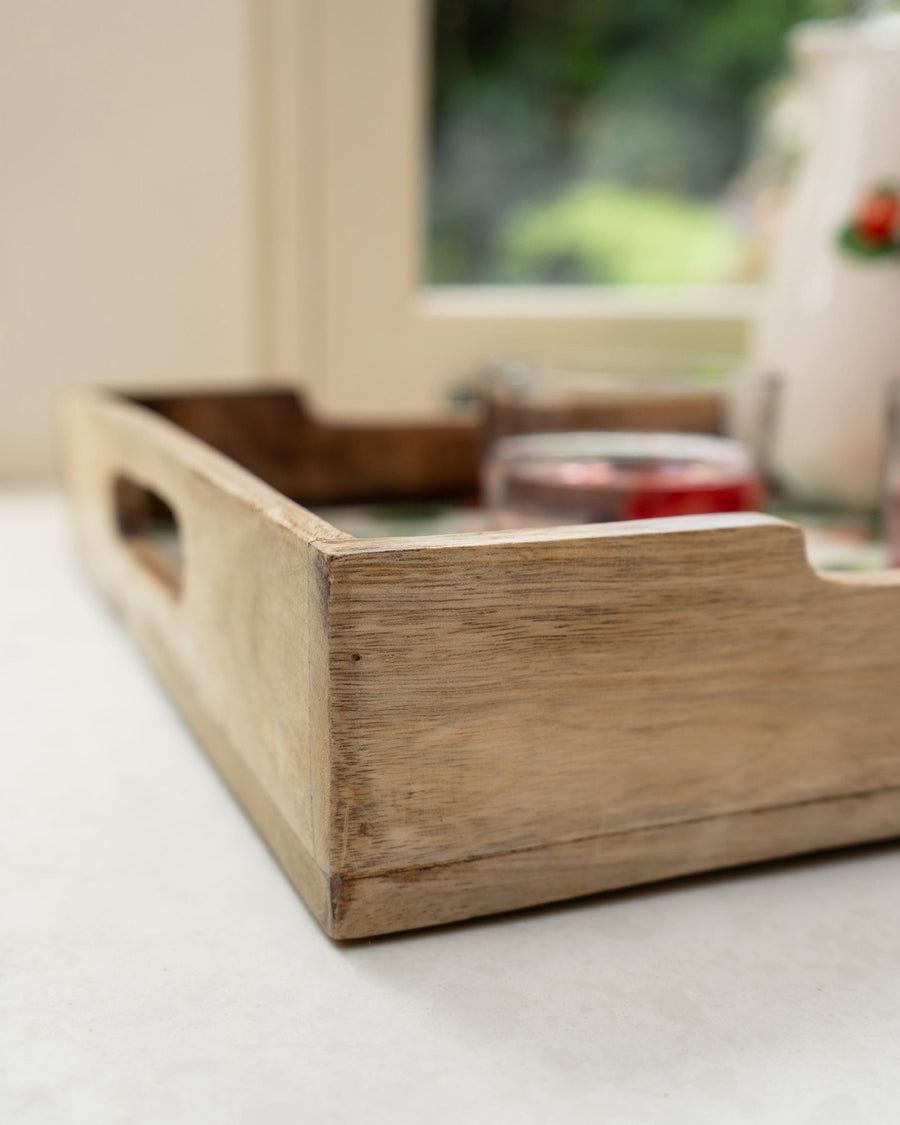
top-left (753, 14), bottom-right (900, 508)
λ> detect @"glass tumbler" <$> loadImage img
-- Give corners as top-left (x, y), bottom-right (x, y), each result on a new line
top-left (480, 358), bottom-right (778, 530)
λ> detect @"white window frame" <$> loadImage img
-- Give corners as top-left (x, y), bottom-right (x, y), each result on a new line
top-left (257, 0), bottom-right (759, 416)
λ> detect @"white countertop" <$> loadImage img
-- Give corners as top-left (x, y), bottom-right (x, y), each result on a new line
top-left (3, 491), bottom-right (900, 1124)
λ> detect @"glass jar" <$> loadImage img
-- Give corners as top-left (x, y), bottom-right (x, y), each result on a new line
top-left (479, 356), bottom-right (778, 530)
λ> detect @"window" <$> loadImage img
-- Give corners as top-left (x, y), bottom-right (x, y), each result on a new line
top-left (258, 0), bottom-right (828, 414)
top-left (429, 0), bottom-right (842, 287)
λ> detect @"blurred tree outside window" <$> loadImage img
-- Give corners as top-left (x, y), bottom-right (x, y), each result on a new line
top-left (428, 0), bottom-right (845, 286)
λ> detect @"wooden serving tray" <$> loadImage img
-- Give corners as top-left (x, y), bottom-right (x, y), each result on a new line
top-left (61, 386), bottom-right (900, 938)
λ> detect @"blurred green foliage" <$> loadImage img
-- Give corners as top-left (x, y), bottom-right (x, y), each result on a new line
top-left (429, 0), bottom-right (846, 285)
top-left (501, 183), bottom-right (743, 284)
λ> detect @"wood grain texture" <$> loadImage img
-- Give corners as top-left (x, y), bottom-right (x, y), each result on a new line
top-left (316, 517), bottom-right (900, 934)
top-left (135, 387), bottom-right (482, 505)
top-left (332, 785), bottom-right (900, 938)
top-left (60, 388), bottom-right (349, 926)
top-left (61, 388), bottom-right (900, 938)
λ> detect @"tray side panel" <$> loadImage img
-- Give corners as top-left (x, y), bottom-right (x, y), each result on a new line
top-left (136, 388), bottom-right (482, 505)
top-left (331, 785), bottom-right (900, 938)
top-left (322, 521), bottom-right (900, 889)
top-left (60, 390), bottom-right (335, 917)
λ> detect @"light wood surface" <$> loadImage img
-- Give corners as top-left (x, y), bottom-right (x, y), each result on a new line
top-left (60, 387), bottom-right (348, 933)
top-left (61, 387), bottom-right (900, 937)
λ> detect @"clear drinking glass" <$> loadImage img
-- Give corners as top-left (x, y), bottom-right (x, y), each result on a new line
top-left (480, 356), bottom-right (778, 530)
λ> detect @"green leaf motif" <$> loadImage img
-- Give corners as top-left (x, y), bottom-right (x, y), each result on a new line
top-left (837, 225), bottom-right (900, 262)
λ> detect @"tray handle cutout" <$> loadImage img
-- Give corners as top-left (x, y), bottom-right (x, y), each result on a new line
top-left (113, 474), bottom-right (183, 597)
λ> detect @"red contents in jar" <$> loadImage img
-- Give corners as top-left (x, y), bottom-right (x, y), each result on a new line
top-left (623, 475), bottom-right (766, 520)
top-left (484, 431), bottom-right (765, 529)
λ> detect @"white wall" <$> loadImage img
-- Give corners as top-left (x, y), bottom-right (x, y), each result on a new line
top-left (0, 0), bottom-right (263, 481)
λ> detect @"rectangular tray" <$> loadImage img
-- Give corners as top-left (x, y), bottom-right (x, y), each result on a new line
top-left (61, 386), bottom-right (900, 938)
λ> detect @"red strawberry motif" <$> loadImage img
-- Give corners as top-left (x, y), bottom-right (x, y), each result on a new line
top-left (838, 183), bottom-right (900, 259)
top-left (855, 185), bottom-right (900, 246)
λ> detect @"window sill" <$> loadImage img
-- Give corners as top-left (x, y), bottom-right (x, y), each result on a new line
top-left (416, 284), bottom-right (761, 323)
